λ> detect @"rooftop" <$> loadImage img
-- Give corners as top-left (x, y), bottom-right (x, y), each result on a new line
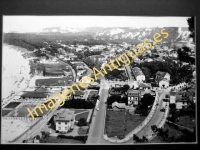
top-left (20, 91), bottom-right (50, 98)
top-left (73, 90), bottom-right (85, 96)
top-left (54, 109), bottom-right (75, 122)
top-left (132, 67), bottom-right (144, 77)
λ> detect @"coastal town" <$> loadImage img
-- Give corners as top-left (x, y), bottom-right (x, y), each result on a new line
top-left (2, 16), bottom-right (196, 144)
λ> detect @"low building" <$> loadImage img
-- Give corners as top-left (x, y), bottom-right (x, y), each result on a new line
top-left (54, 109), bottom-right (75, 133)
top-left (112, 101), bottom-right (126, 111)
top-left (73, 90), bottom-right (86, 99)
top-left (169, 91), bottom-right (176, 104)
top-left (127, 89), bottom-right (141, 106)
top-left (20, 91), bottom-right (50, 99)
top-left (132, 67), bottom-right (145, 82)
top-left (176, 95), bottom-right (188, 110)
top-left (155, 71), bottom-right (170, 88)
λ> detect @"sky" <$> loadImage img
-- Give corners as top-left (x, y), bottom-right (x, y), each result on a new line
top-left (3, 16), bottom-right (190, 33)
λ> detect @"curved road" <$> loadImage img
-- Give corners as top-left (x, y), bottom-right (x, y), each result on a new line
top-left (125, 88), bottom-right (170, 143)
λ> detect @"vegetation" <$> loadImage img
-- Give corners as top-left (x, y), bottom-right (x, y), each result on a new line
top-left (105, 69), bottom-right (128, 81)
top-left (135, 93), bottom-right (155, 116)
top-left (105, 110), bottom-right (127, 139)
top-left (131, 56), bottom-right (194, 85)
top-left (133, 134), bottom-right (148, 143)
top-left (77, 118), bottom-right (88, 126)
top-left (57, 135), bottom-right (88, 143)
top-left (151, 123), bottom-right (196, 143)
top-left (187, 17), bottom-right (195, 42)
top-left (61, 98), bottom-right (95, 109)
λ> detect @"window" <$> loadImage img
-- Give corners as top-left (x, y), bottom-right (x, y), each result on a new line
top-left (65, 127), bottom-right (68, 130)
top-left (59, 127), bottom-right (61, 130)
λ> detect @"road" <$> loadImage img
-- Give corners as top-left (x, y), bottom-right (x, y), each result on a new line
top-left (125, 88), bottom-right (170, 143)
top-left (86, 77), bottom-right (110, 144)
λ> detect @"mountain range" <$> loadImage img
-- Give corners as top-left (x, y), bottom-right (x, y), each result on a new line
top-left (39, 26), bottom-right (191, 43)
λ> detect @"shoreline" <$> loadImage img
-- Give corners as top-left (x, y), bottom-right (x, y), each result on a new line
top-left (2, 44), bottom-right (33, 101)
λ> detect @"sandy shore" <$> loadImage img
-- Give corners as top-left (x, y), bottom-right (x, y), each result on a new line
top-left (2, 44), bottom-right (32, 101)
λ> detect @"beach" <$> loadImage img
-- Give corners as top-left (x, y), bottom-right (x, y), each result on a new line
top-left (2, 44), bottom-right (31, 101)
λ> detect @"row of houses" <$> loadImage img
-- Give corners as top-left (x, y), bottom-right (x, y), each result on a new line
top-left (169, 90), bottom-right (195, 109)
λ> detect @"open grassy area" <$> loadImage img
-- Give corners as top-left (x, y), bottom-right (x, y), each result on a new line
top-left (45, 136), bottom-right (84, 144)
top-left (75, 111), bottom-right (90, 121)
top-left (4, 102), bottom-right (21, 108)
top-left (2, 110), bottom-right (12, 116)
top-left (125, 114), bottom-right (146, 135)
top-left (105, 110), bottom-right (126, 139)
top-left (105, 110), bottom-right (146, 139)
top-left (175, 115), bottom-right (195, 129)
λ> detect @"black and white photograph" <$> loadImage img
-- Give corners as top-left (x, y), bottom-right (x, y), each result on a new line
top-left (1, 15), bottom-right (196, 144)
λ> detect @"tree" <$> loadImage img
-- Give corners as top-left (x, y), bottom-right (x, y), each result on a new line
top-left (107, 95), bottom-right (121, 106)
top-left (187, 17), bottom-right (195, 42)
top-left (122, 84), bottom-right (130, 93)
top-left (140, 93), bottom-right (155, 110)
top-left (151, 125), bottom-right (158, 133)
top-left (77, 118), bottom-right (87, 126)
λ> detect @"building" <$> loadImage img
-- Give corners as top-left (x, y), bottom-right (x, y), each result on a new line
top-left (54, 109), bottom-right (75, 133)
top-left (73, 90), bottom-right (86, 99)
top-left (112, 102), bottom-right (126, 111)
top-left (132, 67), bottom-right (145, 82)
top-left (127, 89), bottom-right (141, 106)
top-left (169, 91), bottom-right (176, 104)
top-left (175, 95), bottom-right (188, 109)
top-left (20, 91), bottom-right (51, 99)
top-left (155, 71), bottom-right (170, 88)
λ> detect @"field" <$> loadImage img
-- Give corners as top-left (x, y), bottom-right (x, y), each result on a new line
top-left (35, 77), bottom-right (73, 86)
top-left (75, 111), bottom-right (90, 121)
top-left (175, 115), bottom-right (195, 129)
top-left (17, 105), bottom-right (37, 117)
top-left (4, 102), bottom-right (21, 108)
top-left (2, 110), bottom-right (12, 116)
top-left (105, 110), bottom-right (126, 139)
top-left (105, 110), bottom-right (146, 139)
top-left (125, 114), bottom-right (146, 135)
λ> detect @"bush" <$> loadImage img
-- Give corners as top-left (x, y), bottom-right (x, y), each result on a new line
top-left (77, 118), bottom-right (87, 126)
top-left (57, 135), bottom-right (88, 143)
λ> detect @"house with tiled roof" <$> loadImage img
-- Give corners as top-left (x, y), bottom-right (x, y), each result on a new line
top-left (54, 109), bottom-right (75, 133)
top-left (155, 71), bottom-right (170, 88)
top-left (127, 89), bottom-right (141, 106)
top-left (131, 67), bottom-right (145, 82)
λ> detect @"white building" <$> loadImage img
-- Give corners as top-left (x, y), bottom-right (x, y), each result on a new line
top-left (155, 71), bottom-right (170, 88)
top-left (132, 67), bottom-right (145, 82)
top-left (127, 89), bottom-right (141, 106)
top-left (54, 109), bottom-right (75, 133)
